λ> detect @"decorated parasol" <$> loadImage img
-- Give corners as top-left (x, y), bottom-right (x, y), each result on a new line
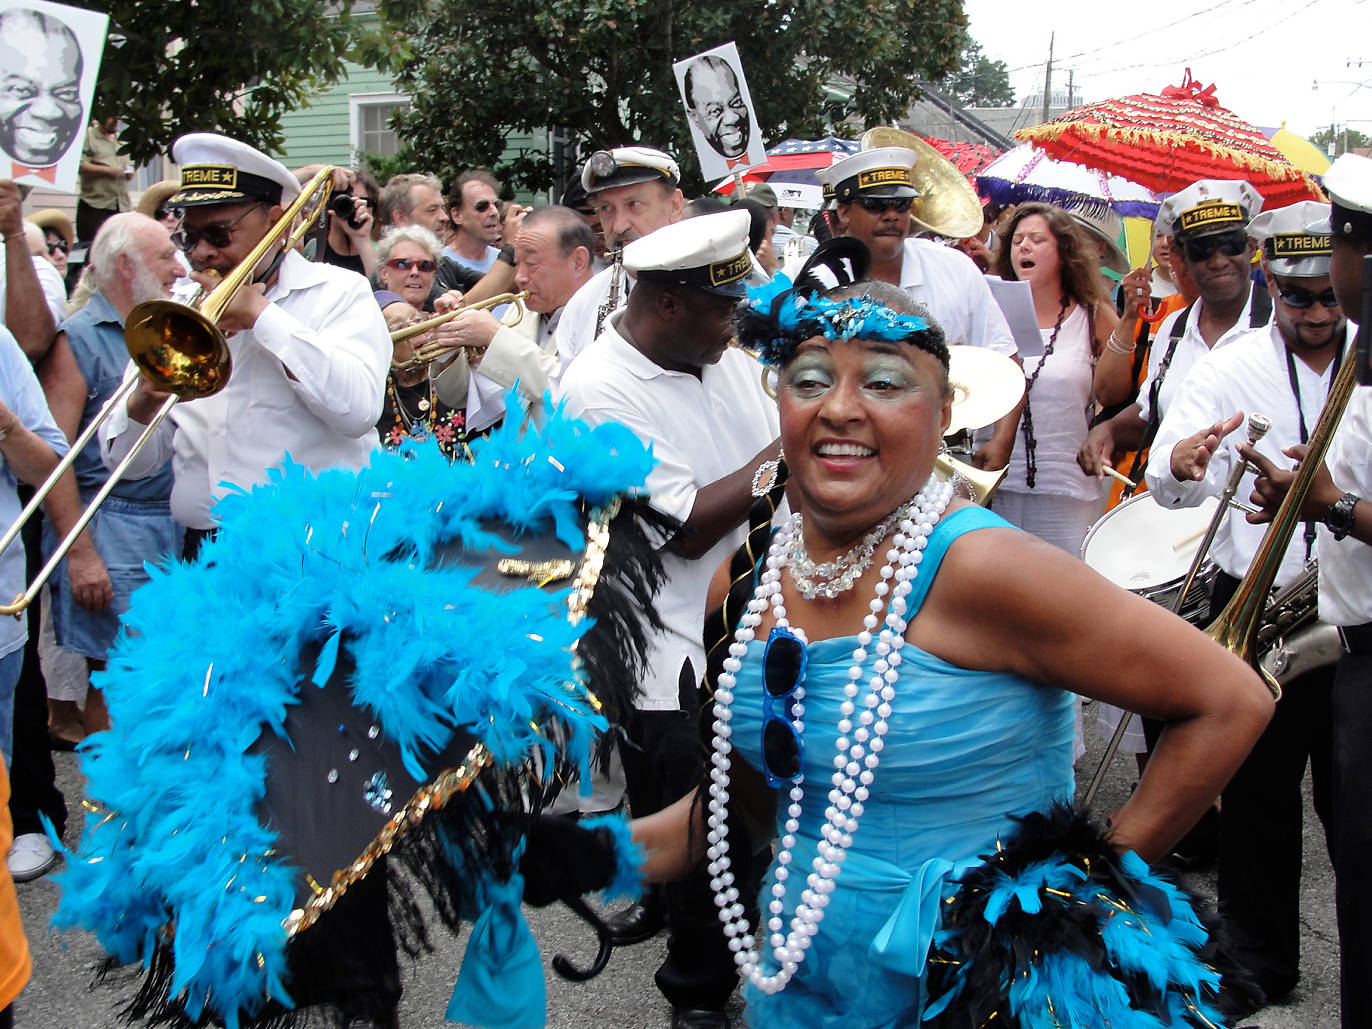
top-left (976, 143), bottom-right (1160, 219)
top-left (1015, 70), bottom-right (1325, 208)
top-left (921, 137), bottom-right (1002, 181)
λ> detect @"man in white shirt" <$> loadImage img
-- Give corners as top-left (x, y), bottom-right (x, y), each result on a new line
top-left (556, 146), bottom-right (684, 369)
top-left (429, 205), bottom-right (595, 419)
top-left (1240, 152), bottom-right (1372, 1029)
top-left (556, 210), bottom-right (779, 1029)
top-left (99, 133), bottom-right (390, 559)
top-left (816, 147), bottom-right (1019, 468)
top-left (1080, 178), bottom-right (1268, 480)
top-left (1144, 200), bottom-right (1346, 1012)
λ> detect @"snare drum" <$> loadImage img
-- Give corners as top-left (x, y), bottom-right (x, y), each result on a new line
top-left (1080, 491), bottom-right (1221, 625)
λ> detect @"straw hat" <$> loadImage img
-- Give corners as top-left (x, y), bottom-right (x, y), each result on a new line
top-left (24, 208), bottom-right (73, 247)
top-left (137, 179), bottom-right (181, 219)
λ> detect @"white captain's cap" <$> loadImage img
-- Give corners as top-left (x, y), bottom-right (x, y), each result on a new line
top-left (827, 146), bottom-right (919, 205)
top-left (1319, 153), bottom-right (1372, 242)
top-left (581, 146), bottom-right (680, 194)
top-left (815, 165), bottom-right (838, 211)
top-left (1166, 178), bottom-right (1262, 240)
top-left (1248, 200), bottom-right (1332, 277)
top-left (623, 209), bottom-right (752, 298)
top-left (169, 132), bottom-right (301, 208)
top-left (1067, 208), bottom-right (1129, 276)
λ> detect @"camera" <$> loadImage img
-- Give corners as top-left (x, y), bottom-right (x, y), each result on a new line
top-left (330, 191), bottom-right (366, 230)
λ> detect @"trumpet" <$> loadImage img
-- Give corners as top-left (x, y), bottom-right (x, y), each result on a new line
top-left (0, 166), bottom-right (337, 618)
top-left (389, 292), bottom-right (530, 371)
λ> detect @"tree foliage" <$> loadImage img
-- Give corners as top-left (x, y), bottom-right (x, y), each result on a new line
top-left (936, 39), bottom-right (1014, 108)
top-left (389, 0), bottom-right (969, 194)
top-left (1310, 125), bottom-right (1370, 159)
top-left (80, 0), bottom-right (416, 166)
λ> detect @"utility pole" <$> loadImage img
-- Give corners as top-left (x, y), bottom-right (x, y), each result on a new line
top-left (1042, 33), bottom-right (1054, 123)
top-left (1068, 68), bottom-right (1075, 108)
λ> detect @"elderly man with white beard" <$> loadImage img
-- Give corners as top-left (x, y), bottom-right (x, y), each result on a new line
top-left (40, 212), bottom-right (184, 749)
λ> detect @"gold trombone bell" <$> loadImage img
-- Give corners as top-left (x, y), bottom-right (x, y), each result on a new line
top-left (0, 166), bottom-right (338, 617)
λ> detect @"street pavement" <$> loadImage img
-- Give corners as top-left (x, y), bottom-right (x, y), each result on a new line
top-left (12, 640), bottom-right (1341, 1028)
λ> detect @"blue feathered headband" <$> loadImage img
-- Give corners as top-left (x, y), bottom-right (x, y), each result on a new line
top-left (733, 238), bottom-right (949, 369)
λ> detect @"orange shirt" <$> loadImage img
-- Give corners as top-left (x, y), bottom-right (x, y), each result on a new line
top-left (0, 759), bottom-right (32, 1011)
top-left (1104, 293), bottom-right (1191, 511)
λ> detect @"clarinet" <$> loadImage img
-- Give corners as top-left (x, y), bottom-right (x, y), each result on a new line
top-left (594, 249), bottom-right (624, 338)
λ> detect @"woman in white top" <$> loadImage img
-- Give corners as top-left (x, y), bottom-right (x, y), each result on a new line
top-left (991, 203), bottom-right (1129, 554)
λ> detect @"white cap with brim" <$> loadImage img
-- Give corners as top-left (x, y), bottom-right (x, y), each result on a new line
top-left (169, 132), bottom-right (301, 209)
top-left (581, 146), bottom-right (680, 195)
top-left (1321, 152), bottom-right (1372, 242)
top-left (1249, 200), bottom-right (1333, 278)
top-left (624, 209), bottom-right (752, 298)
top-left (1067, 209), bottom-right (1129, 276)
top-left (1167, 178), bottom-right (1262, 240)
top-left (827, 147), bottom-right (919, 205)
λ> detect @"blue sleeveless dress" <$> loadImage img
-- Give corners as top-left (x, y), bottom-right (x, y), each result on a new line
top-left (728, 506), bottom-right (1076, 1028)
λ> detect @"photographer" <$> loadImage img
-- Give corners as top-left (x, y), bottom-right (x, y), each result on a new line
top-left (294, 165), bottom-right (378, 277)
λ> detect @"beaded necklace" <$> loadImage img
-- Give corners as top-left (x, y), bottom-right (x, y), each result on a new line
top-left (383, 375), bottom-right (467, 459)
top-left (707, 475), bottom-right (953, 995)
top-left (1019, 296), bottom-right (1070, 489)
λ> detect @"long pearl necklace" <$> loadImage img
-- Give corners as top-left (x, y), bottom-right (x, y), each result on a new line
top-left (707, 475), bottom-right (953, 995)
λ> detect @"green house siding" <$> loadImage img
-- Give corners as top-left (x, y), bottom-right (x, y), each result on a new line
top-left (275, 62), bottom-right (397, 169)
top-left (277, 63), bottom-right (550, 200)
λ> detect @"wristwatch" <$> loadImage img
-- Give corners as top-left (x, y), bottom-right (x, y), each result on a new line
top-left (1325, 491), bottom-right (1361, 541)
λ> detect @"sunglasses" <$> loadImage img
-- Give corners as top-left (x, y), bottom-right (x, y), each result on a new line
top-left (471, 198), bottom-right (497, 213)
top-left (857, 196), bottom-right (913, 214)
top-left (386, 257), bottom-right (437, 273)
top-left (1181, 230), bottom-right (1248, 263)
top-left (1275, 283), bottom-right (1340, 310)
top-left (171, 204), bottom-right (263, 252)
top-left (761, 626), bottom-right (807, 787)
top-left (153, 207), bottom-right (170, 221)
top-left (47, 239), bottom-right (68, 255)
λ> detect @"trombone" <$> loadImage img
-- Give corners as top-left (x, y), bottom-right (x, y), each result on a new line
top-left (0, 166), bottom-right (337, 617)
top-left (389, 291), bottom-right (529, 371)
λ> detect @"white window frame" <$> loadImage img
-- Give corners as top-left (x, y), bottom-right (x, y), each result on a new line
top-left (348, 91), bottom-right (411, 164)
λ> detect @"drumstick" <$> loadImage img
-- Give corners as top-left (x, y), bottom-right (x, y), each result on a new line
top-left (1102, 466), bottom-right (1136, 490)
top-left (1172, 526), bottom-right (1207, 552)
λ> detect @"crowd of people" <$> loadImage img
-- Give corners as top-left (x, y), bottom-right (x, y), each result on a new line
top-left (0, 107), bottom-right (1370, 1029)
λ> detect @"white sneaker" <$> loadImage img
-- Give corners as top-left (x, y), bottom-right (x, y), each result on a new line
top-left (8, 832), bottom-right (58, 882)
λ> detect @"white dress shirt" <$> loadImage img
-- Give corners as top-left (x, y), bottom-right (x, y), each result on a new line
top-left (555, 315), bottom-right (779, 710)
top-left (898, 239), bottom-right (1016, 355)
top-left (0, 328), bottom-right (69, 658)
top-left (556, 263), bottom-right (631, 372)
top-left (1145, 321), bottom-right (1354, 586)
top-left (100, 250), bottom-right (389, 529)
top-left (1136, 288), bottom-right (1261, 423)
top-left (0, 255), bottom-right (65, 329)
top-left (1318, 383), bottom-right (1372, 627)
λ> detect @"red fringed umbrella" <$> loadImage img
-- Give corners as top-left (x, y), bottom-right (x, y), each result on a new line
top-left (921, 138), bottom-right (1001, 181)
top-left (1015, 71), bottom-right (1325, 208)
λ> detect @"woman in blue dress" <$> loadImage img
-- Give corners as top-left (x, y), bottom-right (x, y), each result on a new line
top-left (629, 275), bottom-right (1273, 1028)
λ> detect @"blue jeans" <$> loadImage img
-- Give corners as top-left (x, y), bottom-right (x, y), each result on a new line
top-left (0, 646), bottom-right (24, 767)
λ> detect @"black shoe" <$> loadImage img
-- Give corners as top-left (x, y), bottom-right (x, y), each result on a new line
top-left (604, 901), bottom-right (664, 945)
top-left (671, 1009), bottom-right (730, 1029)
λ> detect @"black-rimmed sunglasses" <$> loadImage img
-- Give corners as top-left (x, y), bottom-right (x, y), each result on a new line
top-left (472, 198), bottom-right (497, 213)
top-left (857, 196), bottom-right (913, 215)
top-left (47, 239), bottom-right (68, 255)
top-left (1275, 284), bottom-right (1340, 310)
top-left (170, 204), bottom-right (264, 252)
top-left (761, 626), bottom-right (807, 787)
top-left (1182, 230), bottom-right (1248, 263)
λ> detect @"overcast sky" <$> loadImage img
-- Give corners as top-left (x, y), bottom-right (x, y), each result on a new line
top-left (963, 0), bottom-right (1372, 144)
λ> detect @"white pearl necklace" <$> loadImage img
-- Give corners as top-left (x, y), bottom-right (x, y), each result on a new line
top-left (707, 476), bottom-right (953, 995)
